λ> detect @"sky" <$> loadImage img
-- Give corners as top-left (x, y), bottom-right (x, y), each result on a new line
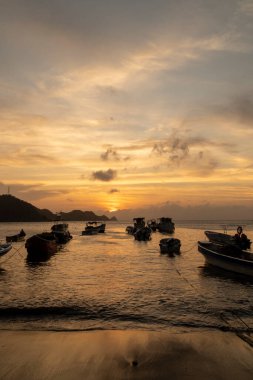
top-left (1, 0), bottom-right (253, 219)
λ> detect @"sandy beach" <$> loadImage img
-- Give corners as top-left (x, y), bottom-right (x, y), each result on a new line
top-left (0, 330), bottom-right (253, 379)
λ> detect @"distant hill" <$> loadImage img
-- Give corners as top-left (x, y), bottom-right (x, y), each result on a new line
top-left (0, 194), bottom-right (117, 222)
top-left (39, 208), bottom-right (57, 220)
top-left (0, 194), bottom-right (48, 222)
top-left (60, 210), bottom-right (111, 221)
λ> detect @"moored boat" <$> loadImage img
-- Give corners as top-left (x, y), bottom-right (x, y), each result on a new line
top-left (0, 243), bottom-right (12, 257)
top-left (82, 221), bottom-right (106, 235)
top-left (51, 223), bottom-right (72, 244)
top-left (126, 226), bottom-right (134, 234)
top-left (6, 229), bottom-right (26, 243)
top-left (198, 240), bottom-right (253, 277)
top-left (126, 217), bottom-right (146, 235)
top-left (134, 226), bottom-right (152, 241)
top-left (159, 238), bottom-right (181, 254)
top-left (147, 219), bottom-right (157, 232)
top-left (157, 217), bottom-right (175, 233)
top-left (205, 226), bottom-right (251, 250)
top-left (25, 233), bottom-right (58, 261)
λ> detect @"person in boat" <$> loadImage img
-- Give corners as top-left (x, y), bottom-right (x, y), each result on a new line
top-left (234, 226), bottom-right (251, 250)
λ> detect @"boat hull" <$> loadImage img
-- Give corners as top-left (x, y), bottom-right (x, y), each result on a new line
top-left (198, 241), bottom-right (253, 277)
top-left (134, 227), bottom-right (152, 241)
top-left (6, 229), bottom-right (26, 243)
top-left (159, 238), bottom-right (181, 254)
top-left (82, 223), bottom-right (106, 235)
top-left (6, 235), bottom-right (25, 243)
top-left (157, 218), bottom-right (175, 234)
top-left (25, 234), bottom-right (58, 261)
top-left (205, 230), bottom-right (251, 250)
top-left (0, 243), bottom-right (12, 257)
top-left (51, 224), bottom-right (72, 244)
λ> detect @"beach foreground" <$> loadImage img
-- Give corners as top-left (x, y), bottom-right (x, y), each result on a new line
top-left (0, 330), bottom-right (253, 379)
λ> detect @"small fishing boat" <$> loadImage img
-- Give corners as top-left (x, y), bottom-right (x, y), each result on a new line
top-left (51, 223), bottom-right (72, 244)
top-left (157, 217), bottom-right (175, 233)
top-left (147, 219), bottom-right (157, 232)
top-left (159, 238), bottom-right (181, 254)
top-left (6, 229), bottom-right (26, 243)
top-left (82, 221), bottom-right (106, 235)
top-left (126, 218), bottom-right (146, 235)
top-left (134, 226), bottom-right (152, 241)
top-left (25, 233), bottom-right (58, 261)
top-left (126, 226), bottom-right (134, 234)
top-left (205, 226), bottom-right (251, 250)
top-left (0, 243), bottom-right (12, 257)
top-left (198, 241), bottom-right (253, 277)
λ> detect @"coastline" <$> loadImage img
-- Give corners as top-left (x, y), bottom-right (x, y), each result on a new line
top-left (0, 329), bottom-right (253, 379)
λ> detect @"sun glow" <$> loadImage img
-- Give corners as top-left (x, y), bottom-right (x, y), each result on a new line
top-left (109, 208), bottom-right (118, 212)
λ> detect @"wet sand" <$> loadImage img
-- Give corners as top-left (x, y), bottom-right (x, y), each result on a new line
top-left (0, 330), bottom-right (253, 379)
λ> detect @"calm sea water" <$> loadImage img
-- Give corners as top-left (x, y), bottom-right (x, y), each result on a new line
top-left (0, 221), bottom-right (253, 333)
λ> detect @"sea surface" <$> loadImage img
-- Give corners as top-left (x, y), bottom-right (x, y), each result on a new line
top-left (0, 220), bottom-right (253, 333)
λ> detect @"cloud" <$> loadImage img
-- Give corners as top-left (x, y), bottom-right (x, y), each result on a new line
top-left (101, 148), bottom-right (120, 161)
top-left (0, 182), bottom-right (67, 201)
top-left (110, 201), bottom-right (253, 221)
top-left (213, 93), bottom-right (253, 127)
top-left (151, 128), bottom-right (221, 175)
top-left (92, 169), bottom-right (117, 182)
top-left (152, 129), bottom-right (202, 164)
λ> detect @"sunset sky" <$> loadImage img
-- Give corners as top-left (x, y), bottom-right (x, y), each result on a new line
top-left (1, 0), bottom-right (253, 217)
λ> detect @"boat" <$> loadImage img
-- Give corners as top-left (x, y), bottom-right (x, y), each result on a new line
top-left (198, 241), bottom-right (253, 277)
top-left (51, 223), bottom-right (72, 244)
top-left (82, 221), bottom-right (106, 235)
top-left (126, 218), bottom-right (146, 235)
top-left (25, 233), bottom-right (58, 261)
top-left (159, 238), bottom-right (181, 254)
top-left (147, 219), bottom-right (157, 232)
top-left (134, 226), bottom-right (152, 241)
top-left (205, 226), bottom-right (251, 250)
top-left (0, 243), bottom-right (12, 257)
top-left (6, 229), bottom-right (26, 243)
top-left (156, 217), bottom-right (175, 233)
top-left (126, 226), bottom-right (134, 234)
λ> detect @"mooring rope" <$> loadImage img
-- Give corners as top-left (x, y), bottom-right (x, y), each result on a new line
top-left (0, 243), bottom-right (26, 265)
top-left (173, 256), bottom-right (252, 345)
top-left (180, 242), bottom-right (198, 254)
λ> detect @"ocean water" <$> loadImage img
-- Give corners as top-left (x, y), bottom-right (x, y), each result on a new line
top-left (0, 221), bottom-right (253, 333)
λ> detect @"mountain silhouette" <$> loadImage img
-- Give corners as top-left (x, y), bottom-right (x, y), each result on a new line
top-left (0, 194), bottom-right (117, 222)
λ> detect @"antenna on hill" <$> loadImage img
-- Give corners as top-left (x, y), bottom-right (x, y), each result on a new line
top-left (7, 186), bottom-right (10, 195)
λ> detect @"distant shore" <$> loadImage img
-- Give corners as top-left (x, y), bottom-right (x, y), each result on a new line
top-left (0, 329), bottom-right (253, 379)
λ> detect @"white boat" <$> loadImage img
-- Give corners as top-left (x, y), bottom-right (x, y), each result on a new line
top-left (82, 222), bottom-right (106, 235)
top-left (205, 227), bottom-right (251, 250)
top-left (198, 241), bottom-right (253, 277)
top-left (0, 243), bottom-right (12, 257)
